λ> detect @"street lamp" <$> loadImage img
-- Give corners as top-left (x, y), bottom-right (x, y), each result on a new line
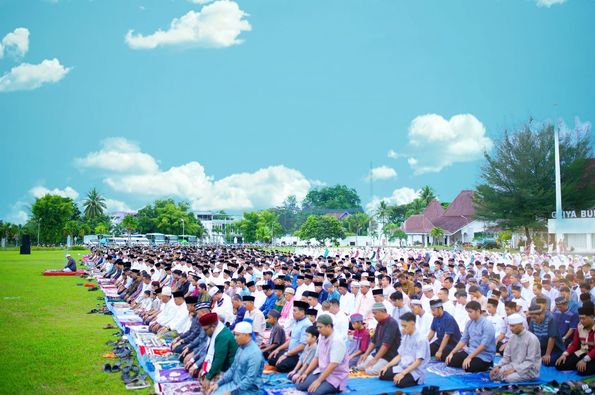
top-left (181, 218), bottom-right (185, 238)
top-left (37, 218), bottom-right (42, 246)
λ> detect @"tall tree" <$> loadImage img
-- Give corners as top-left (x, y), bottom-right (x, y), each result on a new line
top-left (342, 212), bottom-right (371, 235)
top-left (238, 211), bottom-right (260, 243)
top-left (302, 185), bottom-right (363, 213)
top-left (82, 188), bottom-right (107, 219)
top-left (30, 194), bottom-right (78, 244)
top-left (429, 227), bottom-right (444, 244)
top-left (121, 215), bottom-right (138, 235)
top-left (419, 185), bottom-right (436, 206)
top-left (295, 215), bottom-right (346, 245)
top-left (135, 199), bottom-right (205, 237)
top-left (474, 120), bottom-right (594, 243)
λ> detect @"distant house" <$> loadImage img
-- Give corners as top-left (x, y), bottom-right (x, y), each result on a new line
top-left (401, 190), bottom-right (490, 246)
top-left (324, 211), bottom-right (350, 220)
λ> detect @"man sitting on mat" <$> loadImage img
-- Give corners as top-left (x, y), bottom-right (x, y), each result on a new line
top-left (63, 254), bottom-right (77, 272)
top-left (427, 299), bottom-right (461, 361)
top-left (378, 312), bottom-right (430, 388)
top-left (445, 300), bottom-right (496, 372)
top-left (555, 305), bottom-right (595, 376)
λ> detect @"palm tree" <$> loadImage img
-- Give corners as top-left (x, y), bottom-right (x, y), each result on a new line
top-left (375, 200), bottom-right (390, 225)
top-left (83, 188), bottom-right (107, 219)
top-left (419, 185), bottom-right (436, 206)
top-left (430, 227), bottom-right (444, 245)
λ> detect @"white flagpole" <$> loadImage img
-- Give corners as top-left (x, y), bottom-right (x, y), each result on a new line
top-left (554, 121), bottom-right (563, 253)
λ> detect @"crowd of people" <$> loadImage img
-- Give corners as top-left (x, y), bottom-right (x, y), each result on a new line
top-left (85, 246), bottom-right (595, 394)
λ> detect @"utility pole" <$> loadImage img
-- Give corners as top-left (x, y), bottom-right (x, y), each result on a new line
top-left (554, 121), bottom-right (563, 253)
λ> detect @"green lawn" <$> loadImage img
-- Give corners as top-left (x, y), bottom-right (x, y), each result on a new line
top-left (0, 250), bottom-right (152, 394)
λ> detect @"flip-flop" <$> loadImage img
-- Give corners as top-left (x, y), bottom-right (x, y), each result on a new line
top-left (125, 378), bottom-right (150, 390)
top-left (111, 364), bottom-right (121, 372)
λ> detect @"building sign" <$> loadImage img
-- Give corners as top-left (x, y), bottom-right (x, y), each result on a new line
top-left (550, 209), bottom-right (595, 219)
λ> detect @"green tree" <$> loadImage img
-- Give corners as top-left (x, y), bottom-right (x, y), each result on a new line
top-left (94, 223), bottom-right (109, 235)
top-left (375, 201), bottom-right (391, 226)
top-left (30, 194), bottom-right (78, 244)
top-left (122, 215), bottom-right (138, 235)
top-left (273, 195), bottom-right (301, 234)
top-left (82, 188), bottom-right (107, 219)
top-left (474, 120), bottom-right (594, 243)
top-left (238, 211), bottom-right (260, 243)
top-left (342, 212), bottom-right (371, 235)
top-left (419, 185), bottom-right (436, 206)
top-left (135, 199), bottom-right (205, 237)
top-left (302, 185), bottom-right (363, 212)
top-left (296, 215), bottom-right (346, 245)
top-left (255, 210), bottom-right (282, 243)
top-left (405, 198), bottom-right (426, 218)
top-left (429, 227), bottom-right (444, 245)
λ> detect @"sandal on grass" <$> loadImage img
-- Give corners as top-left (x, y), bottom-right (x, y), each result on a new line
top-left (103, 364), bottom-right (112, 373)
top-left (125, 378), bottom-right (150, 390)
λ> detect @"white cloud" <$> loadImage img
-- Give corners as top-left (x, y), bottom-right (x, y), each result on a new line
top-left (30, 186), bottom-right (79, 200)
top-left (74, 137), bottom-right (159, 174)
top-left (0, 58), bottom-right (71, 92)
top-left (406, 113), bottom-right (493, 174)
top-left (125, 0), bottom-right (251, 49)
top-left (387, 149), bottom-right (408, 159)
top-left (366, 165), bottom-right (397, 181)
top-left (79, 138), bottom-right (312, 211)
top-left (105, 198), bottom-right (133, 212)
top-left (0, 27), bottom-right (29, 60)
top-left (536, 0), bottom-right (566, 7)
top-left (366, 187), bottom-right (420, 213)
top-left (5, 201), bottom-right (29, 225)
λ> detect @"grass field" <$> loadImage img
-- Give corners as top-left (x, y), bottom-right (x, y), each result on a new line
top-left (0, 250), bottom-right (152, 395)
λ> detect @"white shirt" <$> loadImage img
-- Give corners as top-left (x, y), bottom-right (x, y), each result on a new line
top-left (213, 294), bottom-right (234, 324)
top-left (486, 313), bottom-right (506, 338)
top-left (331, 312), bottom-right (349, 341)
top-left (453, 303), bottom-right (469, 333)
top-left (339, 292), bottom-right (355, 316)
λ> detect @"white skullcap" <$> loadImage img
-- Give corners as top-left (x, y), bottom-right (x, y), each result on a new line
top-left (213, 268), bottom-right (220, 273)
top-left (208, 286), bottom-right (220, 297)
top-left (360, 280), bottom-right (371, 287)
top-left (351, 281), bottom-right (360, 287)
top-left (508, 313), bottom-right (525, 325)
top-left (162, 286), bottom-right (172, 296)
top-left (422, 284), bottom-right (433, 292)
top-left (521, 276), bottom-right (531, 283)
top-left (234, 321), bottom-right (253, 334)
top-left (410, 299), bottom-right (422, 306)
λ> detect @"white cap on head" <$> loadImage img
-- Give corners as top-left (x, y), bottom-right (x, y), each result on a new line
top-left (65, 253), bottom-right (71, 257)
top-left (208, 286), bottom-right (220, 297)
top-left (162, 286), bottom-right (172, 296)
top-left (351, 281), bottom-right (360, 287)
top-left (521, 276), bottom-right (531, 283)
top-left (508, 313), bottom-right (524, 325)
top-left (422, 284), bottom-right (433, 292)
top-left (213, 268), bottom-right (220, 273)
top-left (234, 321), bottom-right (253, 334)
top-left (360, 280), bottom-right (371, 287)
top-left (410, 299), bottom-right (422, 306)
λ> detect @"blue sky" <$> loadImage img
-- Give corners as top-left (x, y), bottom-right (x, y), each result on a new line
top-left (1, 0), bottom-right (594, 223)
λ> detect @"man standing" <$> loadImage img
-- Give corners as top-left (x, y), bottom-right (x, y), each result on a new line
top-left (445, 301), bottom-right (496, 372)
top-left (207, 322), bottom-right (264, 395)
top-left (427, 299), bottom-right (461, 361)
top-left (490, 313), bottom-right (542, 383)
top-left (378, 312), bottom-right (431, 388)
top-left (295, 314), bottom-right (350, 395)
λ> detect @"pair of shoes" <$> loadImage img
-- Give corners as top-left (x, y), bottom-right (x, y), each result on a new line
top-left (103, 363), bottom-right (121, 372)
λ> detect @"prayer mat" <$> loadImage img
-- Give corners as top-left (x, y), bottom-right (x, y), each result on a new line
top-left (42, 270), bottom-right (87, 276)
top-left (154, 381), bottom-right (203, 395)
